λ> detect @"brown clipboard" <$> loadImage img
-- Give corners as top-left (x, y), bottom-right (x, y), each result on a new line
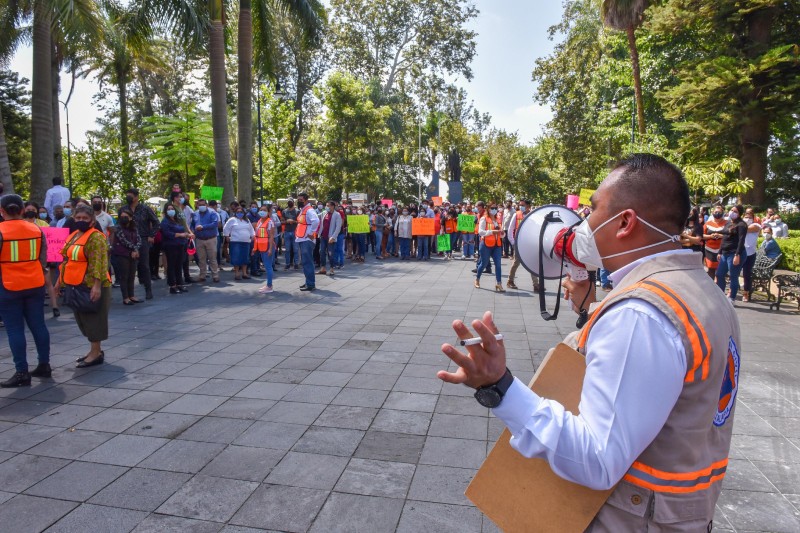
top-left (465, 343), bottom-right (614, 532)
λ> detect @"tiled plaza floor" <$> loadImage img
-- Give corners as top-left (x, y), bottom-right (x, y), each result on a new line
top-left (0, 255), bottom-right (798, 532)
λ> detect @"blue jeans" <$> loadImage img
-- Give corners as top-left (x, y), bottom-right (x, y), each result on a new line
top-left (399, 237), bottom-right (411, 258)
top-left (716, 253), bottom-right (743, 299)
top-left (335, 234), bottom-right (345, 267)
top-left (448, 233), bottom-right (458, 256)
top-left (477, 244), bottom-right (502, 283)
top-left (0, 287), bottom-right (51, 373)
top-left (259, 251), bottom-right (274, 287)
top-left (462, 234), bottom-right (474, 258)
top-left (319, 238), bottom-right (335, 269)
top-left (387, 232), bottom-right (394, 256)
top-left (284, 231), bottom-right (299, 266)
top-left (417, 236), bottom-right (429, 259)
top-left (356, 234), bottom-right (367, 257)
top-left (299, 240), bottom-right (316, 287)
top-left (374, 230), bottom-right (384, 256)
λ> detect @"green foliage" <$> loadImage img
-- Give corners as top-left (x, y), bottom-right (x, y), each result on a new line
top-left (774, 237), bottom-right (800, 273)
top-left (70, 137), bottom-right (132, 200)
top-left (143, 103), bottom-right (215, 192)
top-left (257, 88), bottom-right (299, 200)
top-left (0, 70), bottom-right (31, 196)
top-left (684, 157), bottom-right (753, 199)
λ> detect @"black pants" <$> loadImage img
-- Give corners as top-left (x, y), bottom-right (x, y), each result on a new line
top-left (164, 246), bottom-right (185, 287)
top-left (149, 240), bottom-right (161, 275)
top-left (111, 255), bottom-right (137, 300)
top-left (503, 236), bottom-right (512, 257)
top-left (137, 239), bottom-right (153, 291)
top-left (182, 245), bottom-right (191, 280)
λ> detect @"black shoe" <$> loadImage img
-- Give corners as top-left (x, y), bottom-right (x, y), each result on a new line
top-left (76, 354), bottom-right (104, 368)
top-left (145, 289), bottom-right (153, 300)
top-left (1, 372), bottom-right (31, 388)
top-left (170, 287), bottom-right (180, 294)
top-left (52, 308), bottom-right (60, 318)
top-left (471, 268), bottom-right (477, 273)
top-left (284, 266), bottom-right (290, 271)
top-left (299, 284), bottom-right (307, 290)
top-left (76, 350), bottom-right (103, 364)
top-left (178, 286), bottom-right (188, 293)
top-left (300, 285), bottom-right (316, 291)
top-left (30, 364), bottom-right (52, 378)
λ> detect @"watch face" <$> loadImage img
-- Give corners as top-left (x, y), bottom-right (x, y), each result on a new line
top-left (475, 387), bottom-right (502, 408)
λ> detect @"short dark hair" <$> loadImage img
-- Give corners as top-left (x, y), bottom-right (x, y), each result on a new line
top-left (476, 201), bottom-right (485, 208)
top-left (52, 176), bottom-right (62, 186)
top-left (297, 192), bottom-right (309, 201)
top-left (209, 200), bottom-right (218, 207)
top-left (608, 153), bottom-right (690, 235)
top-left (24, 200), bottom-right (40, 210)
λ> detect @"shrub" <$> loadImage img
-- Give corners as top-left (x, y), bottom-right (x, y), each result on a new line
top-left (776, 237), bottom-right (800, 272)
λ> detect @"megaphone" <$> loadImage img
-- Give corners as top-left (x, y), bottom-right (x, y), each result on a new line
top-left (515, 205), bottom-right (593, 325)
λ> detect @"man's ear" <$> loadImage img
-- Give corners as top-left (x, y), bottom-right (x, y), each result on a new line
top-left (615, 209), bottom-right (639, 238)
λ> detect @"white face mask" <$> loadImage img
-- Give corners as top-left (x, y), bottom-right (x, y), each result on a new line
top-left (763, 233), bottom-right (773, 240)
top-left (572, 211), bottom-right (681, 270)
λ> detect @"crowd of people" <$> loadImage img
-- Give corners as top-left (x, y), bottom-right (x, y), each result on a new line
top-left (0, 172), bottom-right (792, 387)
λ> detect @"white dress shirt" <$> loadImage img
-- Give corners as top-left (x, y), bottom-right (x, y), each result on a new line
top-left (492, 249), bottom-right (690, 490)
top-left (295, 206), bottom-right (319, 243)
top-left (44, 185), bottom-right (71, 217)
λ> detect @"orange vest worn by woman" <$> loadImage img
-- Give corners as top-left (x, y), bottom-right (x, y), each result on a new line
top-left (444, 218), bottom-right (458, 234)
top-left (61, 229), bottom-right (111, 286)
top-left (253, 218), bottom-right (272, 252)
top-left (482, 215), bottom-right (500, 247)
top-left (0, 220), bottom-right (45, 291)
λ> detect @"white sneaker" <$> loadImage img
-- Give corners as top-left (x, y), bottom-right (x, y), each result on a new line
top-left (259, 285), bottom-right (273, 294)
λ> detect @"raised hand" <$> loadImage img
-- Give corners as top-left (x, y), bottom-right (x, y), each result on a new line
top-left (437, 311), bottom-right (506, 389)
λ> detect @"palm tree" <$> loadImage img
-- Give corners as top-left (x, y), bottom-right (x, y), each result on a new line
top-left (602, 0), bottom-right (647, 136)
top-left (0, 13), bottom-right (26, 194)
top-left (229, 0), bottom-right (323, 204)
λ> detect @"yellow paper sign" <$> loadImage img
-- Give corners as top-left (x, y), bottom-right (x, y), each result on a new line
top-left (185, 192), bottom-right (195, 208)
top-left (579, 188), bottom-right (595, 206)
top-left (347, 215), bottom-right (370, 234)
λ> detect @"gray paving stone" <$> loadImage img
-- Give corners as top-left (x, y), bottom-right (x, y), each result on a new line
top-left (370, 409), bottom-right (431, 435)
top-left (26, 384), bottom-right (96, 404)
top-left (124, 412), bottom-right (201, 438)
top-left (230, 484), bottom-right (328, 532)
top-left (209, 398), bottom-right (275, 419)
top-left (25, 404), bottom-right (104, 428)
top-left (233, 421), bottom-right (308, 450)
top-left (257, 367), bottom-right (312, 384)
top-left (281, 384), bottom-right (341, 404)
top-left (81, 434), bottom-right (169, 466)
top-left (434, 395), bottom-right (489, 417)
top-left (407, 464), bottom-right (475, 506)
top-left (354, 431), bottom-right (426, 464)
top-left (131, 514), bottom-right (224, 533)
top-left (24, 461), bottom-right (126, 501)
top-left (114, 390), bottom-right (182, 411)
top-left (0, 453), bottom-right (70, 492)
top-left (335, 458), bottom-right (416, 498)
top-left (260, 401), bottom-right (326, 425)
top-left (0, 423), bottom-right (63, 452)
top-left (107, 373), bottom-right (167, 390)
top-left (301, 370), bottom-right (353, 387)
top-left (160, 394), bottom-right (228, 416)
top-left (420, 436), bottom-right (487, 470)
top-left (69, 387), bottom-right (138, 407)
top-left (292, 426), bottom-right (365, 457)
top-left (266, 451), bottom-right (349, 490)
top-left (347, 373), bottom-right (398, 391)
top-left (236, 382), bottom-right (296, 400)
top-left (47, 503), bottom-right (148, 533)
top-left (752, 460), bottom-right (800, 494)
top-left (138, 439), bottom-right (226, 473)
top-left (717, 489), bottom-right (800, 532)
top-left (76, 408), bottom-right (152, 433)
top-left (0, 489), bottom-right (13, 503)
top-left (383, 391), bottom-right (439, 413)
top-left (148, 376), bottom-right (209, 393)
top-left (25, 429), bottom-right (114, 459)
top-left (157, 474), bottom-right (258, 523)
top-left (314, 405), bottom-right (378, 430)
top-left (190, 378), bottom-right (249, 396)
top-left (0, 494), bottom-right (77, 533)
top-left (397, 500), bottom-right (483, 533)
top-left (309, 492), bottom-right (405, 533)
top-left (734, 435), bottom-right (800, 463)
top-left (428, 413), bottom-right (488, 440)
top-left (200, 445), bottom-right (285, 482)
top-left (721, 458), bottom-right (776, 492)
top-left (89, 468), bottom-right (192, 511)
top-left (331, 387), bottom-right (389, 408)
top-left (177, 416), bottom-right (253, 444)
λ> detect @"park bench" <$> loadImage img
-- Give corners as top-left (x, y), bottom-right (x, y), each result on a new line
top-left (770, 272), bottom-right (800, 311)
top-left (750, 250), bottom-right (781, 302)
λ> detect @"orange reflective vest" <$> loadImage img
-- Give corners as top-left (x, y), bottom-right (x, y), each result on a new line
top-left (482, 215), bottom-right (500, 247)
top-left (444, 218), bottom-right (457, 234)
top-left (253, 218), bottom-right (272, 252)
top-left (513, 210), bottom-right (523, 238)
top-left (0, 220), bottom-right (45, 291)
top-left (60, 229), bottom-right (110, 286)
top-left (295, 205), bottom-right (315, 239)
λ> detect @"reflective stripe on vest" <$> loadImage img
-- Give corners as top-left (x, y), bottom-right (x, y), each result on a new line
top-left (623, 458), bottom-right (728, 494)
top-left (482, 215), bottom-right (499, 247)
top-left (61, 229), bottom-right (109, 286)
top-left (0, 220), bottom-right (45, 291)
top-left (577, 279), bottom-right (711, 383)
top-left (253, 219), bottom-right (272, 252)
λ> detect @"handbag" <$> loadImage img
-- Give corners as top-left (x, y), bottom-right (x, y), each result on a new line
top-left (63, 283), bottom-right (102, 314)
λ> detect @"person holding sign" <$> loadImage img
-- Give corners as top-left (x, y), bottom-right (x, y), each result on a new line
top-left (438, 154), bottom-right (740, 531)
top-left (0, 195), bottom-right (52, 387)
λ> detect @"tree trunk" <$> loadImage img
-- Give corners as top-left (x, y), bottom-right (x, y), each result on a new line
top-left (0, 112), bottom-right (14, 194)
top-left (740, 7), bottom-right (777, 208)
top-left (208, 2), bottom-right (235, 206)
top-left (51, 39), bottom-right (63, 181)
top-left (626, 26), bottom-right (646, 136)
top-left (237, 0), bottom-right (253, 202)
top-left (31, 3), bottom-right (54, 203)
top-left (117, 72), bottom-right (134, 187)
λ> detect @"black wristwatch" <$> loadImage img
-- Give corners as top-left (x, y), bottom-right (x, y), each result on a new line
top-left (474, 368), bottom-right (514, 408)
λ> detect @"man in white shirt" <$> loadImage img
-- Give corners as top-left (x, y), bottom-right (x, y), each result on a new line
top-left (437, 154), bottom-right (740, 531)
top-left (91, 196), bottom-right (115, 236)
top-left (43, 177), bottom-right (71, 218)
top-left (295, 192), bottom-right (320, 291)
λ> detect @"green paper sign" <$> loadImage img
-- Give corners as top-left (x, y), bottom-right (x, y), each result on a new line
top-left (437, 234), bottom-right (451, 251)
top-left (201, 186), bottom-right (224, 202)
top-left (457, 214), bottom-right (475, 232)
top-left (347, 215), bottom-right (370, 234)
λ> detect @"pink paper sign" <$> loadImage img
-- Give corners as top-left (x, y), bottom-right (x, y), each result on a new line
top-left (566, 195), bottom-right (579, 210)
top-left (381, 199), bottom-right (393, 208)
top-left (42, 227), bottom-right (70, 263)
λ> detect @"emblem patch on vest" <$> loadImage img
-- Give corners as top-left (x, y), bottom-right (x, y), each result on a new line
top-left (714, 336), bottom-right (740, 427)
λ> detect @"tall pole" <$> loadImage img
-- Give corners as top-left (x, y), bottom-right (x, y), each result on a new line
top-left (418, 107), bottom-right (422, 200)
top-left (60, 100), bottom-right (72, 194)
top-left (257, 83), bottom-right (264, 205)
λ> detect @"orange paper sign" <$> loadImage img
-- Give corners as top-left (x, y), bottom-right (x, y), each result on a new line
top-left (412, 217), bottom-right (436, 236)
top-left (432, 196), bottom-right (443, 206)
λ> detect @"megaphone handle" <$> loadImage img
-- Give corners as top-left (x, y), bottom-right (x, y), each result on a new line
top-left (539, 215), bottom-right (564, 322)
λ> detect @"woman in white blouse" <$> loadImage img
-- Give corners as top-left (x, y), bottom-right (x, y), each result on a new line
top-left (223, 205), bottom-right (255, 280)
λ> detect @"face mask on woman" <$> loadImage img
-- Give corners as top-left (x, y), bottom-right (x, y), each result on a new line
top-left (179, 197), bottom-right (185, 205)
top-left (258, 210), bottom-right (268, 218)
top-left (713, 212), bottom-right (723, 219)
top-left (729, 211), bottom-right (739, 220)
top-left (74, 221), bottom-right (91, 232)
top-left (489, 209), bottom-right (497, 216)
top-left (236, 212), bottom-right (245, 219)
top-left (763, 233), bottom-right (773, 240)
top-left (120, 216), bottom-right (131, 225)
top-left (39, 213), bottom-right (48, 220)
top-left (63, 208), bottom-right (72, 217)
top-left (167, 209), bottom-right (176, 217)
top-left (402, 211), bottom-right (408, 216)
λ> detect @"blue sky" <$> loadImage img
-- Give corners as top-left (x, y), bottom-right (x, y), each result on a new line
top-left (8, 0), bottom-right (564, 148)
